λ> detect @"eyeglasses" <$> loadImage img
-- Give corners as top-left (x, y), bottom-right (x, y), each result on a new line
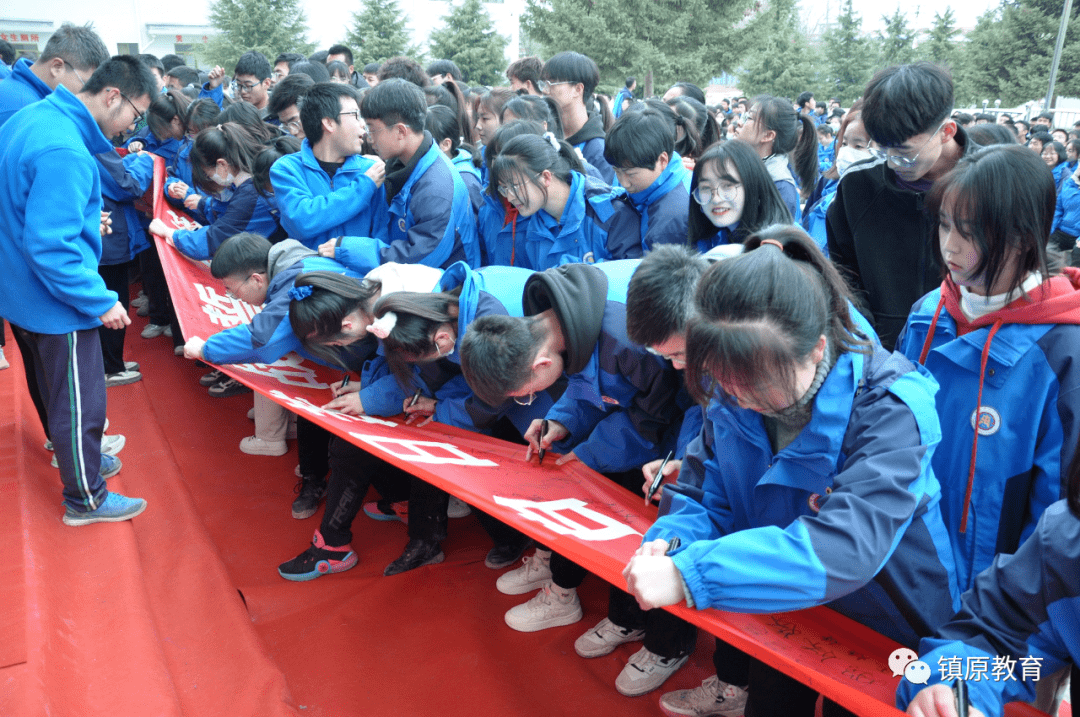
top-left (61, 59), bottom-right (87, 88)
top-left (497, 181), bottom-right (531, 199)
top-left (537, 80), bottom-right (573, 93)
top-left (691, 182), bottom-right (741, 205)
top-left (869, 122), bottom-right (947, 168)
top-left (224, 274), bottom-right (255, 299)
top-left (513, 392), bottom-right (536, 406)
top-left (232, 79), bottom-right (261, 92)
top-left (281, 117), bottom-right (302, 133)
top-left (119, 91), bottom-right (145, 128)
top-left (646, 346), bottom-right (686, 363)
top-left (339, 110), bottom-right (361, 122)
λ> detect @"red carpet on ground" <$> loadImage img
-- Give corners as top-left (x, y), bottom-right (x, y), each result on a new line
top-left (0, 315), bottom-right (719, 716)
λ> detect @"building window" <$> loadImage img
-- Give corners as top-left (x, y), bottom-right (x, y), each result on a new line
top-left (117, 42), bottom-right (139, 55)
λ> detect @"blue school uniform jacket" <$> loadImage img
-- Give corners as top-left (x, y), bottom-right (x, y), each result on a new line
top-left (896, 272), bottom-right (1080, 591)
top-left (0, 58), bottom-right (49, 127)
top-left (483, 171), bottom-right (641, 271)
top-left (98, 150), bottom-right (156, 265)
top-left (645, 345), bottom-right (960, 649)
top-left (1052, 173), bottom-right (1080, 237)
top-left (451, 147), bottom-right (483, 215)
top-left (0, 86), bottom-right (118, 333)
top-left (201, 241), bottom-right (360, 365)
top-left (624, 162), bottom-right (690, 252)
top-left (526, 260), bottom-right (684, 473)
top-left (269, 140), bottom-right (390, 250)
top-left (896, 500), bottom-right (1080, 717)
top-left (334, 136), bottom-right (480, 273)
top-left (171, 179), bottom-right (287, 260)
top-left (566, 113), bottom-right (615, 184)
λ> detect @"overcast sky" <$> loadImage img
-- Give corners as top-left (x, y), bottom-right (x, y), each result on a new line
top-left (800, 0), bottom-right (1003, 34)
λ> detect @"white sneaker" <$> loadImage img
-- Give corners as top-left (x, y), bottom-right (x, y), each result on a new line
top-left (659, 675), bottom-right (748, 716)
top-left (504, 584), bottom-right (582, 632)
top-left (447, 495), bottom-right (472, 518)
top-left (239, 436), bottom-right (287, 456)
top-left (574, 617), bottom-right (645, 658)
top-left (615, 646), bottom-right (689, 696)
top-left (50, 433), bottom-right (125, 468)
top-left (496, 549), bottom-right (552, 595)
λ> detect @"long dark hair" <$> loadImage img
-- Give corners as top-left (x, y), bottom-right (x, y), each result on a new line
top-left (927, 144), bottom-right (1059, 297)
top-left (189, 122), bottom-right (264, 193)
top-left (666, 96), bottom-right (720, 159)
top-left (488, 132), bottom-right (584, 206)
top-left (372, 290), bottom-right (462, 388)
top-left (685, 225), bottom-right (869, 408)
top-left (687, 140), bottom-right (791, 246)
top-left (146, 89), bottom-right (191, 140)
top-left (288, 272), bottom-right (382, 368)
top-left (501, 95), bottom-right (565, 140)
top-left (752, 95), bottom-right (819, 194)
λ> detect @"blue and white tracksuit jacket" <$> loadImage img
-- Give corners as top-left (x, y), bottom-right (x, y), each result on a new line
top-left (201, 241), bottom-right (360, 366)
top-left (479, 171), bottom-right (641, 270)
top-left (645, 346), bottom-right (960, 649)
top-left (624, 162), bottom-right (690, 252)
top-left (897, 288), bottom-right (1080, 591)
top-left (171, 179), bottom-right (286, 260)
top-left (334, 138), bottom-right (481, 274)
top-left (896, 500), bottom-right (1080, 717)
top-left (269, 140), bottom-right (390, 250)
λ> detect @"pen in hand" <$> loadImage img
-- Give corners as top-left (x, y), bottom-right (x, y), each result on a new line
top-left (538, 419), bottom-right (549, 464)
top-left (646, 450), bottom-right (674, 503)
top-left (408, 388), bottom-right (422, 407)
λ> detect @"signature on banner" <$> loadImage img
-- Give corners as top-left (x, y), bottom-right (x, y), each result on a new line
top-left (165, 207), bottom-right (202, 232)
top-left (233, 354), bottom-right (330, 389)
top-left (194, 282), bottom-right (260, 328)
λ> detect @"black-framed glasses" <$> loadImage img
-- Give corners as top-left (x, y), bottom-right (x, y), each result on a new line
top-left (119, 91), bottom-right (145, 127)
top-left (339, 110), bottom-right (361, 122)
top-left (232, 79), bottom-right (260, 92)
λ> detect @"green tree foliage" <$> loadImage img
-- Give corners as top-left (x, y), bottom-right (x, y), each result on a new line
top-left (428, 0), bottom-right (509, 86)
top-left (820, 0), bottom-right (872, 104)
top-left (521, 0), bottom-right (762, 91)
top-left (876, 8), bottom-right (917, 68)
top-left (344, 0), bottom-right (422, 67)
top-left (205, 0), bottom-right (314, 71)
top-left (738, 0), bottom-right (821, 100)
top-left (923, 7), bottom-right (960, 67)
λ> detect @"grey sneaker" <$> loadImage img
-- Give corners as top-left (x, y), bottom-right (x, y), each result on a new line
top-left (447, 495), bottom-right (471, 518)
top-left (615, 646), bottom-right (689, 696)
top-left (659, 675), bottom-right (748, 717)
top-left (105, 369), bottom-right (142, 387)
top-left (141, 323), bottom-right (171, 339)
top-left (574, 617), bottom-right (645, 658)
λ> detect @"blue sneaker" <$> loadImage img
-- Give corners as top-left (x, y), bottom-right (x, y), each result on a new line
top-left (62, 492), bottom-right (147, 526)
top-left (99, 454), bottom-right (122, 479)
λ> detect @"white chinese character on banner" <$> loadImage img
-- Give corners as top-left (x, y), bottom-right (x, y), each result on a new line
top-left (938, 656), bottom-right (963, 682)
top-left (267, 389), bottom-right (397, 427)
top-left (965, 657), bottom-right (989, 682)
top-left (991, 655), bottom-right (1017, 681)
top-left (194, 283), bottom-right (259, 328)
top-left (1019, 656), bottom-right (1043, 682)
top-left (352, 434), bottom-right (497, 467)
top-left (165, 208), bottom-right (202, 232)
top-left (492, 496), bottom-right (642, 542)
top-left (234, 353), bottom-right (330, 389)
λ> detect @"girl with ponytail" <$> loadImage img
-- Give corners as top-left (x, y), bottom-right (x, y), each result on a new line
top-left (626, 224), bottom-right (958, 717)
top-left (734, 94), bottom-right (819, 219)
top-left (487, 131), bottom-right (641, 268)
top-left (148, 122), bottom-right (287, 258)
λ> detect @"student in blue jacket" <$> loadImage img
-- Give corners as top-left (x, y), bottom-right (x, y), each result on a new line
top-left (604, 106), bottom-right (690, 252)
top-left (623, 227), bottom-right (959, 717)
top-left (485, 132), bottom-right (641, 268)
top-left (459, 260), bottom-right (685, 635)
top-left (269, 82), bottom-right (388, 250)
top-left (540, 52), bottom-right (615, 184)
top-left (897, 469), bottom-right (1080, 717)
top-left (324, 79), bottom-right (480, 273)
top-left (687, 140), bottom-right (792, 253)
top-left (1051, 163), bottom-right (1080, 255)
top-left (426, 104), bottom-right (482, 214)
top-left (896, 145), bottom-right (1080, 593)
top-left (149, 122), bottom-right (287, 259)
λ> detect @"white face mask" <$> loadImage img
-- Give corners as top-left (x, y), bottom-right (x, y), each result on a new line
top-left (835, 146), bottom-right (873, 176)
top-left (213, 167), bottom-right (236, 187)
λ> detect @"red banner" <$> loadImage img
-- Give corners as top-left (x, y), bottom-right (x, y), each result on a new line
top-left (147, 158), bottom-right (907, 716)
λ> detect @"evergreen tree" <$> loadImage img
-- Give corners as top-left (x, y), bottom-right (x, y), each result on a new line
top-left (521, 0), bottom-right (761, 91)
top-left (820, 0), bottom-right (872, 105)
top-left (738, 0), bottom-right (821, 100)
top-left (923, 7), bottom-right (960, 68)
top-left (344, 0), bottom-right (422, 67)
top-left (204, 0), bottom-right (314, 71)
top-left (427, 0), bottom-right (509, 86)
top-left (876, 8), bottom-right (917, 68)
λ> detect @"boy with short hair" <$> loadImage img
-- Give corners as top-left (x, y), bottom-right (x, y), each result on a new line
top-left (232, 50), bottom-right (272, 115)
top-left (604, 108), bottom-right (690, 251)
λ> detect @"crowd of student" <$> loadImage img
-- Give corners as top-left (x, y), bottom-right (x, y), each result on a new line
top-left (1, 25), bottom-right (1078, 717)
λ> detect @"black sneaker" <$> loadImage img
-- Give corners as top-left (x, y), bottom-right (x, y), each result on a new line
top-left (199, 369), bottom-right (224, 387)
top-left (484, 537), bottom-right (534, 569)
top-left (384, 538), bottom-right (445, 576)
top-left (207, 377), bottom-right (252, 397)
top-left (291, 476), bottom-right (327, 519)
top-left (278, 530), bottom-right (357, 581)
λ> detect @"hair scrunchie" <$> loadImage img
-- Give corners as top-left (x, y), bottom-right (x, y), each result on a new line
top-left (288, 284), bottom-right (313, 301)
top-left (543, 131), bottom-right (560, 152)
top-left (366, 312), bottom-right (398, 339)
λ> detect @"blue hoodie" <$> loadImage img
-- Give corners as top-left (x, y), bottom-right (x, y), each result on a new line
top-left (0, 57), bottom-right (50, 127)
top-left (0, 86), bottom-right (118, 332)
